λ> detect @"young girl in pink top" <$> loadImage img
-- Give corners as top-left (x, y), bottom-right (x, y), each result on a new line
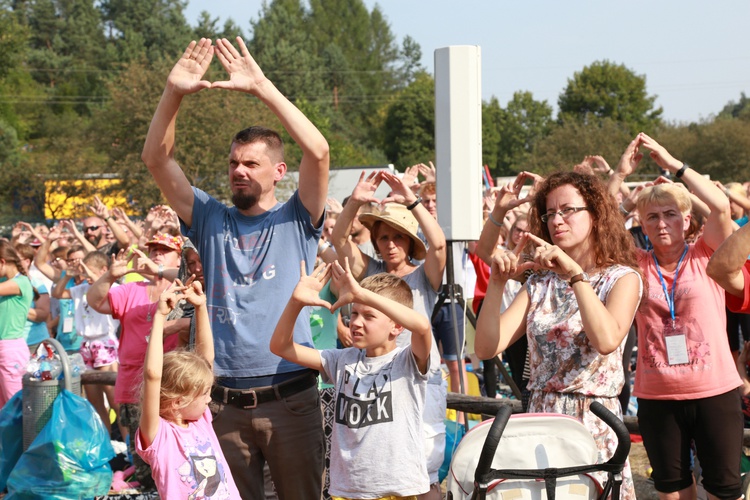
top-left (136, 279), bottom-right (240, 499)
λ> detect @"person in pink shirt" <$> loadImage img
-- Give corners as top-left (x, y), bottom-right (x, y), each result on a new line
top-left (611, 133), bottom-right (742, 500)
top-left (137, 279), bottom-right (239, 499)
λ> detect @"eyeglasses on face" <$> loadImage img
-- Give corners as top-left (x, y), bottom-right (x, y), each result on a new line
top-left (540, 206), bottom-right (588, 224)
top-left (83, 225), bottom-right (101, 232)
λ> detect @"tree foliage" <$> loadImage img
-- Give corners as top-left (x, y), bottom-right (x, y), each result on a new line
top-left (2, 0), bottom-right (749, 223)
top-left (482, 91), bottom-right (553, 177)
top-left (558, 60), bottom-right (663, 135)
top-left (382, 71), bottom-right (434, 168)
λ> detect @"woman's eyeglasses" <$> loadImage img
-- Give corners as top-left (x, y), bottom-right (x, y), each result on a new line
top-left (540, 207), bottom-right (588, 224)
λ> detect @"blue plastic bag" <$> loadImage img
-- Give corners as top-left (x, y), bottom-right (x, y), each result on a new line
top-left (439, 418), bottom-right (467, 483)
top-left (6, 389), bottom-right (115, 499)
top-left (0, 391), bottom-right (24, 490)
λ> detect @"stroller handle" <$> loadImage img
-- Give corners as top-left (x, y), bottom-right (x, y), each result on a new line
top-left (589, 401), bottom-right (631, 466)
top-left (473, 401), bottom-right (631, 483)
top-left (474, 405), bottom-right (513, 481)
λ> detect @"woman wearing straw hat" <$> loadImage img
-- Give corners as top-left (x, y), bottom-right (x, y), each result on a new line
top-left (331, 169), bottom-right (447, 500)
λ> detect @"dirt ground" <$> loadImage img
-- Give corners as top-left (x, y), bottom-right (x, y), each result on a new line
top-left (630, 440), bottom-right (659, 500)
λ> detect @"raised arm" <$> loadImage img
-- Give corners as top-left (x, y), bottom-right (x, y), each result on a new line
top-left (182, 280), bottom-right (213, 367)
top-left (607, 137), bottom-right (643, 200)
top-left (707, 220), bottom-right (750, 297)
top-left (330, 172), bottom-right (382, 280)
top-left (141, 39), bottom-right (214, 227)
top-left (212, 37), bottom-right (330, 224)
top-left (61, 219), bottom-right (96, 254)
top-left (51, 272), bottom-right (74, 299)
top-left (139, 287), bottom-right (178, 449)
top-left (34, 225), bottom-right (65, 282)
top-left (330, 259), bottom-right (432, 373)
top-left (639, 132), bottom-right (732, 250)
top-left (530, 232), bottom-right (640, 354)
top-left (477, 173), bottom-right (534, 265)
top-left (112, 207), bottom-right (142, 241)
top-left (474, 244), bottom-right (533, 359)
top-left (90, 196), bottom-right (130, 249)
top-left (269, 261), bottom-right (331, 370)
top-left (380, 171), bottom-right (446, 291)
top-left (86, 250), bottom-right (133, 314)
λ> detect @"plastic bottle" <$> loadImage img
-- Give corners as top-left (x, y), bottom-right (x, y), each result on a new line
top-left (40, 360), bottom-right (52, 381)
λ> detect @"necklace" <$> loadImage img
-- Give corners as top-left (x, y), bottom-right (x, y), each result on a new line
top-left (146, 284), bottom-right (158, 322)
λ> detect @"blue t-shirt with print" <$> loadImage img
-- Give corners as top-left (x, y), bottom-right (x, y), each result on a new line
top-left (182, 188), bottom-right (322, 378)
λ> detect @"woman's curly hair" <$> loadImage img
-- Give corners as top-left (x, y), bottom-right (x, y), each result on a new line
top-left (529, 171), bottom-right (640, 273)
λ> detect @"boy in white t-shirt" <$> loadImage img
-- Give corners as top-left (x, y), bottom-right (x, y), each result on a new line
top-left (271, 259), bottom-right (432, 500)
top-left (59, 251), bottom-right (122, 435)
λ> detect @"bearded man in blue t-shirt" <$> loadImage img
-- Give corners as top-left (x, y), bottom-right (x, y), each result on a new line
top-left (142, 36), bottom-right (329, 500)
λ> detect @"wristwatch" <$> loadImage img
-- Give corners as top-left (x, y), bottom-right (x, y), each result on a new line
top-left (569, 272), bottom-right (590, 286)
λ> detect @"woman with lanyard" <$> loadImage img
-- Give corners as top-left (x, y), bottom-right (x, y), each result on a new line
top-left (612, 133), bottom-right (742, 500)
top-left (0, 241), bottom-right (35, 407)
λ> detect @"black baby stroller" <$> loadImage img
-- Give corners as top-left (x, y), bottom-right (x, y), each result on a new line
top-left (446, 402), bottom-right (631, 499)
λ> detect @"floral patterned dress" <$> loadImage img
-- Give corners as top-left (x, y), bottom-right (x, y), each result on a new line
top-left (525, 265), bottom-right (642, 500)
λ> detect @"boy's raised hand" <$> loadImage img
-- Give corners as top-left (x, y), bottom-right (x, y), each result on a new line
top-left (291, 261), bottom-right (332, 309)
top-left (330, 258), bottom-right (361, 311)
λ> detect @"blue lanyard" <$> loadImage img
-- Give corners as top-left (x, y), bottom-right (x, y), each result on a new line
top-left (652, 244), bottom-right (689, 322)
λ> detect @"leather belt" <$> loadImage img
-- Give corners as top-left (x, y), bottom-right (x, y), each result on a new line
top-left (211, 372), bottom-right (317, 409)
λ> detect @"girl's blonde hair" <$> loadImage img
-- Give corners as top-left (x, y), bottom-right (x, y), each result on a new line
top-left (143, 349), bottom-right (214, 420)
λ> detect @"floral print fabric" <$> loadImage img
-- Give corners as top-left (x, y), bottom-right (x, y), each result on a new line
top-left (525, 265), bottom-right (642, 500)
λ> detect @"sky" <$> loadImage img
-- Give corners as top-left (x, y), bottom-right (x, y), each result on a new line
top-left (183, 0), bottom-right (750, 124)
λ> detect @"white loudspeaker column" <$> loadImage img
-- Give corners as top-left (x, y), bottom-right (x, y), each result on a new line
top-left (434, 45), bottom-right (483, 242)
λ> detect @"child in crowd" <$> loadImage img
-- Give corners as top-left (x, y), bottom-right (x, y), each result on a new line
top-left (136, 279), bottom-right (240, 499)
top-left (61, 251), bottom-right (123, 437)
top-left (270, 260), bottom-right (432, 499)
top-left (0, 241), bottom-right (35, 406)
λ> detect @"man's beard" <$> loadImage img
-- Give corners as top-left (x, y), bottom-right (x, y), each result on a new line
top-left (87, 234), bottom-right (101, 247)
top-left (232, 192), bottom-right (259, 211)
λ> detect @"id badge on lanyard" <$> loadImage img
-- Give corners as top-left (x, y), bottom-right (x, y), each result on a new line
top-left (664, 318), bottom-right (689, 365)
top-left (653, 245), bottom-right (689, 366)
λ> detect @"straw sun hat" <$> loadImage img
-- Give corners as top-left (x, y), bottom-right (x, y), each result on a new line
top-left (358, 203), bottom-right (427, 261)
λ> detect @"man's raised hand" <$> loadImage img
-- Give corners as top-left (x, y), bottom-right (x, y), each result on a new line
top-left (212, 37), bottom-right (267, 95)
top-left (167, 38), bottom-right (214, 96)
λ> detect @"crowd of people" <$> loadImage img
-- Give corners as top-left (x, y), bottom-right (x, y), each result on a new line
top-left (2, 36), bottom-right (750, 500)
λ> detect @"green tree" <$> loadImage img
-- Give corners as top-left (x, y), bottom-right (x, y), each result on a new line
top-left (100, 0), bottom-right (192, 63)
top-left (482, 92), bottom-right (553, 177)
top-left (192, 10), bottom-right (244, 41)
top-left (382, 71), bottom-right (434, 168)
top-left (524, 118), bottom-right (633, 176)
top-left (656, 119), bottom-right (750, 183)
top-left (248, 0), bottom-right (325, 100)
top-left (482, 97), bottom-right (503, 174)
top-left (558, 60), bottom-right (662, 135)
top-left (719, 92), bottom-right (750, 121)
top-left (91, 58), bottom-right (280, 212)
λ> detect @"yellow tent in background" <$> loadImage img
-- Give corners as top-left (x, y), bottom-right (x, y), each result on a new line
top-left (44, 177), bottom-right (133, 220)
